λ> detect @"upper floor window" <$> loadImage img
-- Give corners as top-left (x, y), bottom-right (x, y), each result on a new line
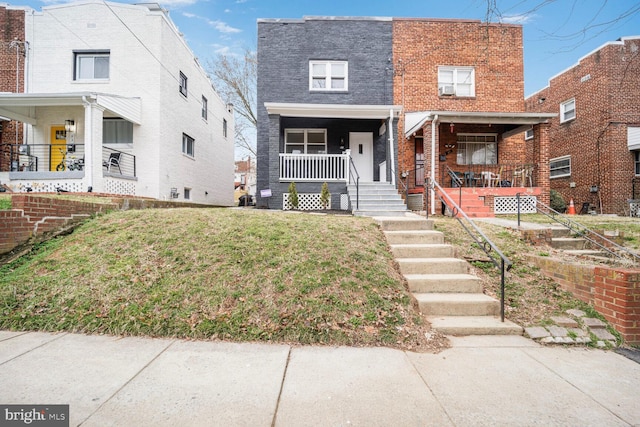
top-left (550, 155), bottom-right (571, 178)
top-left (438, 66), bottom-right (475, 97)
top-left (456, 134), bottom-right (497, 165)
top-left (309, 61), bottom-right (348, 91)
top-left (74, 51), bottom-right (109, 80)
top-left (223, 119), bottom-right (228, 138)
top-left (179, 72), bottom-right (188, 97)
top-left (285, 129), bottom-right (327, 154)
top-left (103, 118), bottom-right (132, 144)
top-left (182, 133), bottom-right (194, 157)
top-left (525, 128), bottom-right (534, 140)
top-left (201, 96), bottom-right (208, 120)
top-left (560, 98), bottom-right (575, 123)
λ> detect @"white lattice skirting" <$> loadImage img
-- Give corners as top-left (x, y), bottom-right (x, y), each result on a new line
top-left (104, 178), bottom-right (136, 196)
top-left (283, 193), bottom-right (329, 210)
top-left (494, 195), bottom-right (537, 214)
top-left (629, 200), bottom-right (640, 217)
top-left (9, 180), bottom-right (85, 193)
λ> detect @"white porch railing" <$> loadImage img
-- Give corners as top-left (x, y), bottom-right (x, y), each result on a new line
top-left (279, 152), bottom-right (349, 182)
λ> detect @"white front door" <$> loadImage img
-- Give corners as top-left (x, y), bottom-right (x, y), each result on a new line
top-left (350, 132), bottom-right (374, 182)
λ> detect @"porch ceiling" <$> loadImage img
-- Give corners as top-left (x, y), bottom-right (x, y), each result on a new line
top-left (0, 92), bottom-right (142, 125)
top-left (404, 110), bottom-right (557, 137)
top-left (265, 102), bottom-right (402, 119)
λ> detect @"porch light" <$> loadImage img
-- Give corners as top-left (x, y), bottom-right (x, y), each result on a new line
top-left (65, 119), bottom-right (76, 133)
top-left (449, 123), bottom-right (455, 133)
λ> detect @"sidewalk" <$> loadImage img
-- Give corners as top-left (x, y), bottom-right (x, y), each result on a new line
top-left (1, 331), bottom-right (639, 426)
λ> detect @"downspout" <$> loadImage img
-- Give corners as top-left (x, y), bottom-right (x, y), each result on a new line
top-left (82, 96), bottom-right (93, 190)
top-left (431, 114), bottom-right (438, 215)
top-left (388, 109), bottom-right (395, 186)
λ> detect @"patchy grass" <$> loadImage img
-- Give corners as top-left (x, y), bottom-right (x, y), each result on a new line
top-left (433, 215), bottom-right (633, 345)
top-left (0, 208), bottom-right (444, 352)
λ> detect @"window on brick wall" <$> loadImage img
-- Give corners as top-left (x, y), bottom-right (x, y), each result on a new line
top-left (309, 61), bottom-right (348, 91)
top-left (525, 128), bottom-right (534, 140)
top-left (74, 51), bottom-right (109, 80)
top-left (456, 134), bottom-right (497, 165)
top-left (560, 98), bottom-right (575, 123)
top-left (635, 152), bottom-right (640, 176)
top-left (550, 155), bottom-right (571, 178)
top-left (438, 66), bottom-right (475, 97)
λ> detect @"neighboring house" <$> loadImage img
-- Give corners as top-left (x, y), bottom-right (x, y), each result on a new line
top-left (0, 1), bottom-right (234, 206)
top-left (256, 16), bottom-right (554, 215)
top-left (256, 17), bottom-right (401, 211)
top-left (525, 36), bottom-right (640, 216)
top-left (394, 19), bottom-right (555, 215)
top-left (234, 156), bottom-right (256, 204)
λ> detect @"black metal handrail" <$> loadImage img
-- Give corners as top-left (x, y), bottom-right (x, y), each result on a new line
top-left (526, 198), bottom-right (640, 265)
top-left (348, 156), bottom-right (360, 211)
top-left (427, 177), bottom-right (513, 322)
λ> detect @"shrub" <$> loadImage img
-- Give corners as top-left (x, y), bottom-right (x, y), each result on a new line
top-left (320, 182), bottom-right (330, 209)
top-left (550, 189), bottom-right (566, 213)
top-left (288, 182), bottom-right (299, 209)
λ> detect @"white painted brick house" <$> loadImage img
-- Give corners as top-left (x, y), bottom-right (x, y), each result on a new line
top-left (0, 1), bottom-right (234, 205)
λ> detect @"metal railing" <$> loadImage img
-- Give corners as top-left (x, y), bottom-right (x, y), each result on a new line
top-left (439, 163), bottom-right (537, 189)
top-left (348, 155), bottom-right (360, 210)
top-left (0, 143), bottom-right (85, 172)
top-left (102, 147), bottom-right (136, 178)
top-left (279, 153), bottom-right (348, 181)
top-left (523, 197), bottom-right (640, 265)
top-left (427, 177), bottom-right (513, 321)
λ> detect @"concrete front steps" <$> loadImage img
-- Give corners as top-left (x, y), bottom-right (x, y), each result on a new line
top-left (376, 215), bottom-right (522, 336)
top-left (347, 182), bottom-right (409, 217)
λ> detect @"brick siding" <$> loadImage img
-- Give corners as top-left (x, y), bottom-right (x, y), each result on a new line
top-left (525, 37), bottom-right (640, 215)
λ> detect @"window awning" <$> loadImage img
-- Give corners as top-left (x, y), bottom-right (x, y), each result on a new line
top-left (0, 92), bottom-right (142, 125)
top-left (628, 127), bottom-right (640, 151)
top-left (405, 110), bottom-right (557, 138)
top-left (265, 102), bottom-right (402, 120)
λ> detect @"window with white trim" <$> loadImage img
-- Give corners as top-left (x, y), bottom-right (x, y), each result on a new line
top-left (635, 151), bottom-right (640, 176)
top-left (309, 61), bottom-right (348, 91)
top-left (525, 128), bottom-right (534, 140)
top-left (456, 134), bottom-right (497, 165)
top-left (182, 133), bottom-right (194, 157)
top-left (179, 72), bottom-right (188, 97)
top-left (560, 98), bottom-right (575, 123)
top-left (550, 155), bottom-right (571, 178)
top-left (201, 96), bottom-right (208, 120)
top-left (103, 118), bottom-right (132, 144)
top-left (284, 129), bottom-right (327, 154)
top-left (74, 51), bottom-right (109, 80)
top-left (184, 188), bottom-right (191, 200)
top-left (438, 66), bottom-right (475, 97)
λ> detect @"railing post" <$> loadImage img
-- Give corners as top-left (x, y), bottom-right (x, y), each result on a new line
top-left (500, 259), bottom-right (505, 322)
top-left (516, 192), bottom-right (521, 228)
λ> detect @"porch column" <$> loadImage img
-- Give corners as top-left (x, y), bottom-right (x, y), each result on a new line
top-left (82, 97), bottom-right (105, 193)
top-left (534, 122), bottom-right (550, 205)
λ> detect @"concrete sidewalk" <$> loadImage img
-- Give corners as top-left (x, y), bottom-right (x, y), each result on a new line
top-left (1, 331), bottom-right (639, 426)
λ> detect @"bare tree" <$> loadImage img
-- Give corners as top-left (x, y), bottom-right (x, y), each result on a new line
top-left (207, 49), bottom-right (257, 158)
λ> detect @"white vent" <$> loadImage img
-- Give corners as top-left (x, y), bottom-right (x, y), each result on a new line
top-left (439, 85), bottom-right (455, 96)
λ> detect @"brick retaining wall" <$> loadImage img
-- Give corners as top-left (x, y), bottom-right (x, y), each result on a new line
top-left (527, 254), bottom-right (640, 345)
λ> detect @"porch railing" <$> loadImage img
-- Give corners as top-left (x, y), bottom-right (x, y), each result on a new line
top-left (102, 147), bottom-right (136, 178)
top-left (439, 163), bottom-right (537, 189)
top-left (279, 153), bottom-right (348, 182)
top-left (0, 143), bottom-right (85, 172)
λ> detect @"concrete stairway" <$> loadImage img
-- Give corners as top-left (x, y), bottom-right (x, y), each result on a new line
top-left (376, 215), bottom-right (523, 336)
top-left (347, 182), bottom-right (408, 217)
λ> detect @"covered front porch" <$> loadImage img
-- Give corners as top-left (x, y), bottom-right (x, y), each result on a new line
top-left (263, 103), bottom-right (402, 211)
top-left (402, 110), bottom-right (556, 216)
top-left (0, 92), bottom-right (140, 194)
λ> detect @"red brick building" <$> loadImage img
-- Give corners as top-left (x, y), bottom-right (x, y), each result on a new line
top-left (525, 36), bottom-right (640, 216)
top-left (393, 19), bottom-right (554, 215)
top-left (0, 5), bottom-right (26, 172)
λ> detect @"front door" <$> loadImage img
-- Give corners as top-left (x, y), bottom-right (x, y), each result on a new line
top-left (50, 126), bottom-right (67, 171)
top-left (349, 132), bottom-right (374, 182)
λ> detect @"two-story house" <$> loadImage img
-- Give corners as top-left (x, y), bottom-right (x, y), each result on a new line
top-left (256, 17), bottom-right (402, 211)
top-left (257, 16), bottom-right (555, 216)
top-left (0, 1), bottom-right (234, 206)
top-left (394, 18), bottom-right (555, 216)
top-left (525, 36), bottom-right (640, 216)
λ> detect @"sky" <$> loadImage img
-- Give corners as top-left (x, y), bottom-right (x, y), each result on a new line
top-left (8, 0), bottom-right (640, 96)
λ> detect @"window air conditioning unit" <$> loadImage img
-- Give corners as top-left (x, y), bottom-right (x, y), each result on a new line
top-left (439, 85), bottom-right (455, 96)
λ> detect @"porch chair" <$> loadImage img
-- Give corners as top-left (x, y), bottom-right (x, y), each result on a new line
top-left (512, 165), bottom-right (533, 187)
top-left (103, 152), bottom-right (122, 174)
